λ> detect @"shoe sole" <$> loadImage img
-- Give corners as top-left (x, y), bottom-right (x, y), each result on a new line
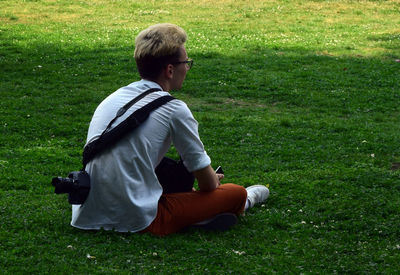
top-left (190, 213), bottom-right (238, 231)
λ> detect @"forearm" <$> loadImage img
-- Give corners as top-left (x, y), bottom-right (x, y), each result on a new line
top-left (193, 165), bottom-right (220, 192)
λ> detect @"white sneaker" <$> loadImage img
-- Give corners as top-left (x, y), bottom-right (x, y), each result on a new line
top-left (246, 185), bottom-right (269, 208)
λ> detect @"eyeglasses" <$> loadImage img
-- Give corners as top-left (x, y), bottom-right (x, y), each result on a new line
top-left (172, 59), bottom-right (193, 69)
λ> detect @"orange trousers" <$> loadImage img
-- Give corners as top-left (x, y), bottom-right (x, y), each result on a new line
top-left (143, 183), bottom-right (247, 236)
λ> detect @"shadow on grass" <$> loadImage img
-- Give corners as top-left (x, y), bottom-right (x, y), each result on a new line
top-left (1, 31), bottom-right (400, 274)
top-left (1, 37), bottom-right (400, 189)
top-left (1, 38), bottom-right (399, 115)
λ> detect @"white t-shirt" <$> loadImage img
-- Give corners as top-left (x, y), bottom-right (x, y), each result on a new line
top-left (71, 79), bottom-right (211, 232)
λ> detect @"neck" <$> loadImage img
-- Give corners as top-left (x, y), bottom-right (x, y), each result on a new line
top-left (143, 78), bottom-right (170, 92)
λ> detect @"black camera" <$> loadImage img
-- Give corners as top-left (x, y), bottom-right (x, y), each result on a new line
top-left (51, 171), bottom-right (91, 205)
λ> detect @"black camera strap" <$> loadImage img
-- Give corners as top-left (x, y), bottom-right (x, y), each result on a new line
top-left (82, 88), bottom-right (174, 168)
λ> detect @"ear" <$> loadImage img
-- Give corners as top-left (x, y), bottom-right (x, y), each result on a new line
top-left (164, 64), bottom-right (174, 79)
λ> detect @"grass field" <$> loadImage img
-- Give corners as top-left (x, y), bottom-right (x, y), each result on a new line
top-left (1, 0), bottom-right (400, 273)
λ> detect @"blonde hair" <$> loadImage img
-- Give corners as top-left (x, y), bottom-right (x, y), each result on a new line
top-left (134, 23), bottom-right (187, 79)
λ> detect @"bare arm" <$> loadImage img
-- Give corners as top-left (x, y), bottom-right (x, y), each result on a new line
top-left (193, 165), bottom-right (224, 192)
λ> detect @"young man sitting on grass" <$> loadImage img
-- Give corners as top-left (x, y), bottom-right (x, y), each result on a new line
top-left (71, 23), bottom-right (269, 236)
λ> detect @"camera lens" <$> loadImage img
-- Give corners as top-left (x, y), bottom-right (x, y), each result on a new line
top-left (52, 177), bottom-right (74, 194)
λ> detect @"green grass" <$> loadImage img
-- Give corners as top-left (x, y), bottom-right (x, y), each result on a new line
top-left (1, 0), bottom-right (400, 273)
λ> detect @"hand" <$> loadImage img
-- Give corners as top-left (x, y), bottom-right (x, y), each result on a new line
top-left (194, 165), bottom-right (222, 192)
top-left (216, 173), bottom-right (224, 185)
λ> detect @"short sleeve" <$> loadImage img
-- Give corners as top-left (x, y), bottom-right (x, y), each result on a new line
top-left (169, 102), bottom-right (211, 172)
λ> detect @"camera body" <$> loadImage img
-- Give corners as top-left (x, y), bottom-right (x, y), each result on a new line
top-left (52, 171), bottom-right (91, 205)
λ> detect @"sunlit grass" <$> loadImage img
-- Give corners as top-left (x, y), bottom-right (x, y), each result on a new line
top-left (1, 0), bottom-right (399, 57)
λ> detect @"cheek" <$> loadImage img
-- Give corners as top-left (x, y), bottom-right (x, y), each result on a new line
top-left (180, 68), bottom-right (187, 79)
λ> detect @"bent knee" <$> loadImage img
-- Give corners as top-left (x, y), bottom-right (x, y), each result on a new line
top-left (220, 183), bottom-right (247, 202)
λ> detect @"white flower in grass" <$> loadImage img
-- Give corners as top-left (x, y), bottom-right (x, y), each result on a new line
top-left (87, 254), bottom-right (96, 259)
top-left (370, 153), bottom-right (375, 158)
top-left (232, 250), bottom-right (246, 255)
